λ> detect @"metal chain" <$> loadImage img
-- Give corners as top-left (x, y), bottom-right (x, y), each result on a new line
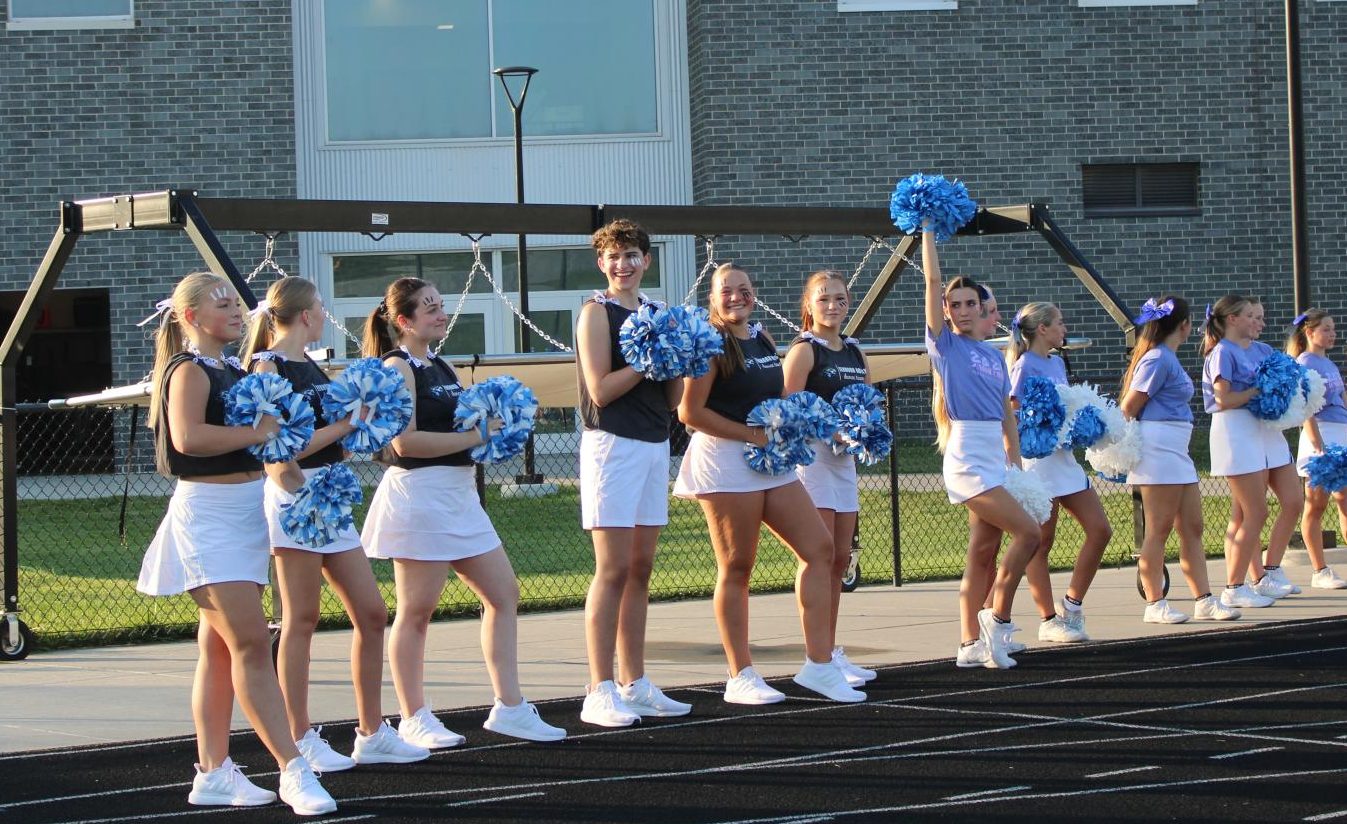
top-left (682, 236), bottom-right (719, 305)
top-left (476, 253), bottom-right (574, 354)
top-left (433, 241), bottom-right (486, 355)
top-left (754, 296), bottom-right (801, 334)
top-left (847, 237), bottom-right (884, 291)
top-left (245, 235), bottom-right (288, 283)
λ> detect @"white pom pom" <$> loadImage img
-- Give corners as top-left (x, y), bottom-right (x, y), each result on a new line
top-left (1055, 382), bottom-right (1107, 450)
top-left (1085, 418), bottom-right (1143, 479)
top-left (1303, 367), bottom-right (1327, 421)
top-left (1003, 466), bottom-right (1053, 524)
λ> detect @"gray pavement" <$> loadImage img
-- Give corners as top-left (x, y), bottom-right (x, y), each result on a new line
top-left (1, 549), bottom-right (1343, 754)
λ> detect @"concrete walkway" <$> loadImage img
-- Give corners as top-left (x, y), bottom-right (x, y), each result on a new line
top-left (2, 549), bottom-right (1343, 755)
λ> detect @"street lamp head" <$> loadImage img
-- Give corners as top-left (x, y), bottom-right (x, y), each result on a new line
top-left (492, 66), bottom-right (538, 78)
top-left (493, 66), bottom-right (538, 113)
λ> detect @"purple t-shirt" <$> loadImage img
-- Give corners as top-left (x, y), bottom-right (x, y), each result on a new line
top-left (926, 326), bottom-right (1009, 421)
top-left (1298, 352), bottom-right (1347, 424)
top-left (1009, 350), bottom-right (1067, 398)
top-left (1202, 339), bottom-right (1274, 414)
top-left (1129, 345), bottom-right (1194, 423)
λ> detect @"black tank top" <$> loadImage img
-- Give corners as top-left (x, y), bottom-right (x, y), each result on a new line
top-left (577, 297), bottom-right (671, 444)
top-left (157, 352), bottom-right (264, 478)
top-left (385, 349), bottom-right (473, 469)
top-left (794, 334), bottom-right (867, 402)
top-left (705, 332), bottom-right (783, 424)
top-left (250, 351), bottom-right (345, 469)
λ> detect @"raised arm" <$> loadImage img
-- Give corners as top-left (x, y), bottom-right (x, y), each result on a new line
top-left (923, 230), bottom-right (944, 338)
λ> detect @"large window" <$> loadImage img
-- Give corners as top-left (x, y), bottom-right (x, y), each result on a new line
top-left (7, 0), bottom-right (133, 29)
top-left (324, 0), bottom-right (659, 142)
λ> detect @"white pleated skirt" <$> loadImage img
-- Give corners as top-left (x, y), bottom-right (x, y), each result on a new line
top-left (1128, 420), bottom-right (1199, 486)
top-left (943, 420), bottom-right (1007, 504)
top-left (264, 467), bottom-right (363, 554)
top-left (361, 465), bottom-right (500, 562)
top-left (1023, 448), bottom-right (1090, 499)
top-left (1296, 420), bottom-right (1347, 477)
top-left (137, 479), bottom-right (269, 596)
top-left (1210, 409), bottom-right (1292, 476)
top-left (673, 431), bottom-right (797, 498)
top-left (795, 441), bottom-right (860, 513)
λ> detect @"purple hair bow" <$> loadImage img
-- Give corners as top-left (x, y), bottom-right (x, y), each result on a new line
top-left (1134, 298), bottom-right (1175, 325)
top-left (1293, 312), bottom-right (1309, 327)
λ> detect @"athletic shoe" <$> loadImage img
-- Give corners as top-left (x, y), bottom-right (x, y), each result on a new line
top-left (792, 659), bottom-right (866, 703)
top-left (955, 639), bottom-right (993, 669)
top-left (1221, 583), bottom-right (1275, 609)
top-left (1058, 601), bottom-right (1091, 641)
top-left (831, 647), bottom-right (878, 685)
top-left (484, 699), bottom-right (567, 741)
top-left (352, 721), bottom-right (431, 764)
top-left (1143, 599), bottom-right (1189, 624)
top-left (1003, 622), bottom-right (1027, 654)
top-left (1038, 615), bottom-right (1087, 643)
top-left (278, 757), bottom-right (336, 817)
top-left (1248, 576), bottom-right (1294, 600)
top-left (580, 680), bottom-right (640, 727)
top-left (1194, 595), bottom-right (1241, 621)
top-left (619, 676), bottom-right (693, 717)
top-left (397, 705), bottom-right (466, 749)
top-left (295, 727), bottom-right (356, 773)
top-left (1265, 567), bottom-right (1302, 595)
top-left (976, 608), bottom-right (1017, 669)
top-left (188, 757), bottom-right (277, 807)
top-left (724, 666), bottom-right (786, 705)
top-left (1312, 566), bottom-right (1347, 589)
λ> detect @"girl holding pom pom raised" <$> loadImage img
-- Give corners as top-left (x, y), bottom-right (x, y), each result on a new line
top-left (782, 270), bottom-right (876, 687)
top-left (136, 273), bottom-right (337, 815)
top-left (241, 276), bottom-right (429, 770)
top-left (1289, 310), bottom-right (1347, 589)
top-left (1121, 296), bottom-right (1237, 623)
top-left (1202, 295), bottom-right (1303, 608)
top-left (1004, 302), bottom-right (1112, 643)
top-left (574, 219), bottom-right (690, 727)
top-left (675, 263), bottom-right (865, 704)
top-left (360, 277), bottom-right (566, 747)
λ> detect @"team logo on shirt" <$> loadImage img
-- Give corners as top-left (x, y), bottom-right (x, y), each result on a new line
top-left (429, 384), bottom-right (461, 400)
top-left (744, 354), bottom-right (780, 370)
top-left (968, 349), bottom-right (1003, 383)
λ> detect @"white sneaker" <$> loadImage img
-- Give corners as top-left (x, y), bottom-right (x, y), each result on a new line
top-left (1250, 575), bottom-right (1295, 600)
top-left (1038, 615), bottom-right (1087, 643)
top-left (619, 676), bottom-right (693, 717)
top-left (295, 727), bottom-right (356, 773)
top-left (580, 680), bottom-right (640, 727)
top-left (724, 666), bottom-right (787, 705)
top-left (352, 721), bottom-right (431, 764)
top-left (831, 647), bottom-right (878, 686)
top-left (1223, 583), bottom-right (1275, 609)
top-left (279, 757), bottom-right (336, 816)
top-left (1265, 567), bottom-right (1302, 594)
top-left (955, 639), bottom-right (993, 669)
top-left (1058, 601), bottom-right (1091, 641)
top-left (793, 659), bottom-right (866, 703)
top-left (977, 608), bottom-right (1017, 669)
top-left (1003, 622), bottom-right (1027, 654)
top-left (1312, 566), bottom-right (1347, 589)
top-left (1194, 594), bottom-right (1241, 621)
top-left (1143, 599), bottom-right (1189, 624)
top-left (188, 757), bottom-right (277, 807)
top-left (397, 705), bottom-right (466, 749)
top-left (484, 699), bottom-right (567, 741)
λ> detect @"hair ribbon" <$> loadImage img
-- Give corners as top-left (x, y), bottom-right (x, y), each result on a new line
top-left (1134, 298), bottom-right (1175, 325)
top-left (136, 298), bottom-right (174, 327)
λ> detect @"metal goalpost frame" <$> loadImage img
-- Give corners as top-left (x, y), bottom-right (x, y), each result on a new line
top-left (0, 188), bottom-right (1131, 646)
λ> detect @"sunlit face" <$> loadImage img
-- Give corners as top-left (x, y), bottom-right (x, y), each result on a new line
top-left (1226, 302), bottom-right (1264, 340)
top-left (596, 244), bottom-right (650, 294)
top-left (712, 268), bottom-right (755, 327)
top-left (302, 294), bottom-right (325, 346)
top-left (976, 297), bottom-right (1000, 339)
top-left (1039, 309), bottom-right (1067, 349)
top-left (945, 286), bottom-right (981, 336)
top-left (810, 280), bottom-right (849, 331)
top-left (397, 287), bottom-right (447, 343)
top-left (1308, 316), bottom-right (1336, 351)
top-left (187, 282), bottom-right (244, 345)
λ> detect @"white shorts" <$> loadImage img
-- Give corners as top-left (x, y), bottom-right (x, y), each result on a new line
top-left (673, 431), bottom-right (797, 498)
top-left (795, 441), bottom-right (860, 513)
top-left (265, 467), bottom-right (363, 554)
top-left (580, 429), bottom-right (671, 529)
top-left (943, 420), bottom-right (1007, 505)
top-left (1128, 420), bottom-right (1199, 486)
top-left (1296, 420), bottom-right (1347, 477)
top-left (1210, 408), bottom-right (1292, 476)
top-left (361, 465), bottom-right (500, 562)
top-left (1023, 448), bottom-right (1089, 499)
top-left (137, 479), bottom-right (270, 596)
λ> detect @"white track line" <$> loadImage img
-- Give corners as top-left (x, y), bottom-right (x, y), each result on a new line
top-left (1305, 810), bottom-right (1347, 821)
top-left (445, 791), bottom-right (545, 807)
top-left (1211, 746), bottom-right (1285, 760)
top-left (1084, 766), bottom-right (1160, 778)
top-left (942, 786), bottom-right (1030, 800)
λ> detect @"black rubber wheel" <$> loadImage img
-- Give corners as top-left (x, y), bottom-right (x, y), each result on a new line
top-left (0, 619), bottom-right (34, 661)
top-left (1136, 565), bottom-right (1170, 600)
top-left (841, 558), bottom-right (861, 593)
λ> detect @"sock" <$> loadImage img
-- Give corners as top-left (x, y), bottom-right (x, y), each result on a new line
top-left (1063, 595), bottom-right (1083, 612)
top-left (1316, 567), bottom-right (1328, 573)
top-left (1041, 615), bottom-right (1056, 623)
top-left (960, 640), bottom-right (978, 648)
top-left (1195, 592), bottom-right (1212, 601)
top-left (1264, 565), bottom-right (1280, 571)
top-left (1225, 584), bottom-right (1240, 590)
top-left (1147, 598), bottom-right (1164, 606)
top-left (993, 615), bottom-right (1010, 624)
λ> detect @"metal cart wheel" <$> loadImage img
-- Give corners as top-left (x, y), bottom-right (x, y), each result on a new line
top-left (1136, 564), bottom-right (1170, 600)
top-left (0, 615), bottom-right (34, 661)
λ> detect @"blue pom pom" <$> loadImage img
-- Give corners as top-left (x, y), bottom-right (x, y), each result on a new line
top-left (322, 357), bottom-right (414, 454)
top-left (279, 464), bottom-right (364, 549)
top-left (619, 303), bottom-right (724, 381)
top-left (744, 398), bottom-right (814, 475)
top-left (1065, 405), bottom-right (1108, 450)
top-left (787, 391), bottom-right (841, 442)
top-left (224, 372), bottom-right (315, 463)
top-left (1246, 352), bottom-right (1303, 422)
top-left (1015, 376), bottom-right (1066, 459)
top-left (453, 376), bottom-right (539, 464)
top-left (830, 383), bottom-right (893, 465)
top-left (889, 172), bottom-right (978, 243)
top-left (1307, 444), bottom-right (1347, 493)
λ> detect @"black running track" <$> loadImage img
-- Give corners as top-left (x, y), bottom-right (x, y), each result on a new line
top-left (5, 617), bottom-right (1347, 823)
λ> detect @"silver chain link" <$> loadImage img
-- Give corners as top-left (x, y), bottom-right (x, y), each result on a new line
top-left (847, 237), bottom-right (884, 291)
top-left (433, 241), bottom-right (486, 355)
top-left (754, 296), bottom-right (801, 334)
top-left (245, 235), bottom-right (288, 283)
top-left (682, 236), bottom-right (719, 305)
top-left (476, 248), bottom-right (574, 354)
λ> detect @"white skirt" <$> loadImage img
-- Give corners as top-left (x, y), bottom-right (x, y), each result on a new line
top-left (673, 431), bottom-right (797, 497)
top-left (361, 465), bottom-right (500, 562)
top-left (1023, 448), bottom-right (1090, 499)
top-left (1128, 420), bottom-right (1199, 486)
top-left (1210, 409), bottom-right (1292, 476)
top-left (943, 420), bottom-right (1007, 505)
top-left (137, 479), bottom-right (270, 596)
top-left (795, 441), bottom-right (860, 513)
top-left (1297, 420), bottom-right (1347, 477)
top-left (265, 467), bottom-right (363, 554)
